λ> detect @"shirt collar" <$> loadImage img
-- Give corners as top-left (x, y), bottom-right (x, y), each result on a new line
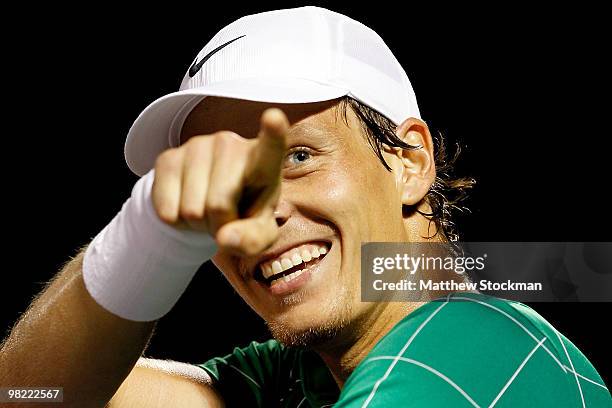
top-left (298, 348), bottom-right (340, 407)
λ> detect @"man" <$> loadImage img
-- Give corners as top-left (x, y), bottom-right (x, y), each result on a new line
top-left (1, 6), bottom-right (610, 407)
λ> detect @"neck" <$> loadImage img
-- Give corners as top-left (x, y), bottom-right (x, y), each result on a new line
top-left (312, 300), bottom-right (422, 389)
top-left (313, 277), bottom-right (472, 389)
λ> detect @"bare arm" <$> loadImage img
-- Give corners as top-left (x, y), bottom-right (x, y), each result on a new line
top-left (108, 358), bottom-right (224, 408)
top-left (0, 248), bottom-right (156, 407)
top-left (0, 109), bottom-right (289, 407)
top-left (0, 248), bottom-right (224, 408)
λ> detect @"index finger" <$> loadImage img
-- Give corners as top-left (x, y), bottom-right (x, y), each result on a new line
top-left (243, 107), bottom-right (289, 188)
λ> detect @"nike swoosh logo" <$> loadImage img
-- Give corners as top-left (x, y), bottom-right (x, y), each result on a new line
top-left (188, 35), bottom-right (246, 78)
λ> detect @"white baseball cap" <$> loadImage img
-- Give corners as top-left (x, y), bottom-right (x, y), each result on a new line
top-left (125, 6), bottom-right (421, 176)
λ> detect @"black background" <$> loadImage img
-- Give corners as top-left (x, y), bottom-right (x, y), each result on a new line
top-left (2, 2), bottom-right (610, 387)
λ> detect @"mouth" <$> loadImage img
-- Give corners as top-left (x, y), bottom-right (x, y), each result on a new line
top-left (254, 241), bottom-right (331, 288)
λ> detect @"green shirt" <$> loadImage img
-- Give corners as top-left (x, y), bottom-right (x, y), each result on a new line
top-left (197, 293), bottom-right (611, 407)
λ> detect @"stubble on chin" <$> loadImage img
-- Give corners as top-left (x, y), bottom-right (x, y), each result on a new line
top-left (265, 285), bottom-right (353, 348)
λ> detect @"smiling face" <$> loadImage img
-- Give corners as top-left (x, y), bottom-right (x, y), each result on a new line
top-left (180, 96), bottom-right (432, 347)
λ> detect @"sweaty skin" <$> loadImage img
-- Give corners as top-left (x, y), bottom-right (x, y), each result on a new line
top-left (177, 96), bottom-right (464, 387)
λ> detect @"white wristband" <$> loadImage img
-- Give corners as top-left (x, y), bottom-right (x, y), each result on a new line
top-left (83, 169), bottom-right (217, 321)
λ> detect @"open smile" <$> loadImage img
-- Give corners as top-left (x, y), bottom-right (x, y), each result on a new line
top-left (254, 241), bottom-right (332, 295)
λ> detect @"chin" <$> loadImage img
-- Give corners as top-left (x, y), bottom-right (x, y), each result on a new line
top-left (267, 322), bottom-right (343, 348)
top-left (265, 288), bottom-right (354, 348)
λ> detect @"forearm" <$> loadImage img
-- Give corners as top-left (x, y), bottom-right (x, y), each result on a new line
top-left (108, 359), bottom-right (225, 407)
top-left (0, 248), bottom-right (156, 407)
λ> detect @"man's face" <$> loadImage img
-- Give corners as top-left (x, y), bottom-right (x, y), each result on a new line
top-left (181, 97), bottom-right (412, 346)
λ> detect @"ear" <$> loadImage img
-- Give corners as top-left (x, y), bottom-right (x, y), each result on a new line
top-left (387, 118), bottom-right (436, 206)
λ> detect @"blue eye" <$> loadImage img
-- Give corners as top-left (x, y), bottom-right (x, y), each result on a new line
top-left (287, 149), bottom-right (311, 165)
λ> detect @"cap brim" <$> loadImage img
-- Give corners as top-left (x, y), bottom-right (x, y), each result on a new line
top-left (125, 77), bottom-right (350, 176)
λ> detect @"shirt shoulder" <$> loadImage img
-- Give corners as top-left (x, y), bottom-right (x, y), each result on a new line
top-left (196, 339), bottom-right (300, 407)
top-left (336, 292), bottom-right (611, 407)
top-left (196, 339), bottom-right (339, 407)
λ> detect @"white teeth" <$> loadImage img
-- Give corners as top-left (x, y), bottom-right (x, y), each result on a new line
top-left (288, 269), bottom-right (304, 281)
top-left (311, 247), bottom-right (320, 258)
top-left (281, 258), bottom-right (293, 271)
top-left (270, 269), bottom-right (305, 287)
top-left (260, 243), bottom-right (330, 281)
top-left (263, 264), bottom-right (273, 279)
top-left (291, 253), bottom-right (303, 266)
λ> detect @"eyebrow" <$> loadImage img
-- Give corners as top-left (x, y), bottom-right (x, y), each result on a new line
top-left (287, 122), bottom-right (330, 139)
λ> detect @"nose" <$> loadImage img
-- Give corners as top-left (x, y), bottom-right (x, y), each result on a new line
top-left (273, 199), bottom-right (291, 227)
